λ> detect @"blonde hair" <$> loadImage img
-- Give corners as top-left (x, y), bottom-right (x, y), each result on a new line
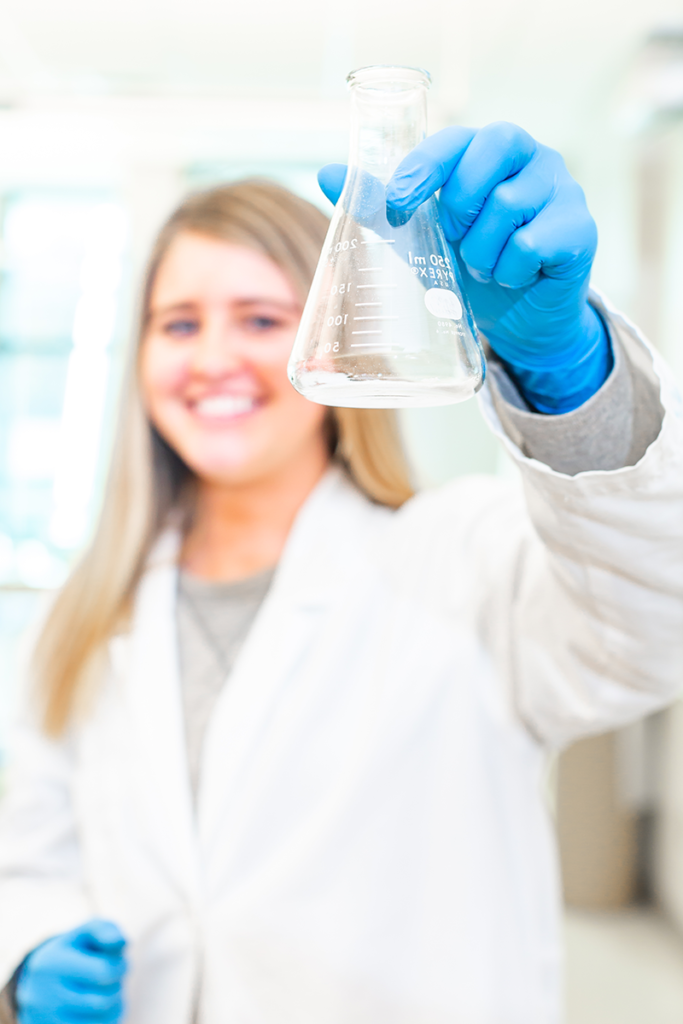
top-left (34, 179), bottom-right (414, 736)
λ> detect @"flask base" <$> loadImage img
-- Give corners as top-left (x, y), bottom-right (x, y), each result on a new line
top-left (292, 374), bottom-right (481, 409)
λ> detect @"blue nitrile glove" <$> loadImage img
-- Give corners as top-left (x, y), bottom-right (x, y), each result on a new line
top-left (318, 122), bottom-right (611, 414)
top-left (15, 919), bottom-right (127, 1024)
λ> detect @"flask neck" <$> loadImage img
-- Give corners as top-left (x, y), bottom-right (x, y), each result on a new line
top-left (347, 78), bottom-right (428, 185)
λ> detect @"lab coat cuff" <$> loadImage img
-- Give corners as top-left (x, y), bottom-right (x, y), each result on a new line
top-left (480, 292), bottom-right (666, 476)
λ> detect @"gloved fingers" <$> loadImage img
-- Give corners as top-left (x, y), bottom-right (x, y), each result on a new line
top-left (16, 974), bottom-right (96, 1013)
top-left (98, 1001), bottom-right (126, 1024)
top-left (317, 165), bottom-right (387, 223)
top-left (97, 999), bottom-right (126, 1024)
top-left (16, 970), bottom-right (66, 1007)
top-left (439, 122), bottom-right (538, 240)
top-left (65, 951), bottom-right (127, 988)
top-left (66, 979), bottom-right (122, 999)
top-left (458, 148), bottom-right (560, 283)
top-left (436, 197), bottom-right (458, 240)
top-left (72, 920), bottom-right (127, 956)
top-left (85, 955), bottom-right (126, 989)
top-left (492, 188), bottom-right (597, 290)
top-left (17, 987), bottom-right (124, 1024)
top-left (61, 987), bottom-right (124, 1019)
top-left (384, 126), bottom-right (476, 211)
top-left (318, 164), bottom-right (348, 205)
top-left (319, 128), bottom-right (475, 212)
top-left (37, 944), bottom-right (127, 987)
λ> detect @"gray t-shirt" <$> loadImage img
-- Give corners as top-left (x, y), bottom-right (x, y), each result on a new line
top-left (176, 567), bottom-right (274, 798)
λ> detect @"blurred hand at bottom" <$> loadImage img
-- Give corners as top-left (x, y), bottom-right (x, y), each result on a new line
top-left (16, 919), bottom-right (127, 1024)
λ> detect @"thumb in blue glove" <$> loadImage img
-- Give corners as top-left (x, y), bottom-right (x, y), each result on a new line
top-left (15, 919), bottom-right (127, 1024)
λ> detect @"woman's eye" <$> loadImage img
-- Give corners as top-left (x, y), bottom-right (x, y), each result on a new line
top-left (164, 319), bottom-right (199, 337)
top-left (246, 316), bottom-right (280, 332)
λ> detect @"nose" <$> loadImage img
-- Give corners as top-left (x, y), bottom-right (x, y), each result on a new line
top-left (189, 318), bottom-right (242, 379)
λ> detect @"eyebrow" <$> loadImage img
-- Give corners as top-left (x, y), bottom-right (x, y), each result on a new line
top-left (150, 297), bottom-right (301, 317)
top-left (233, 297), bottom-right (301, 311)
top-left (149, 302), bottom-right (196, 317)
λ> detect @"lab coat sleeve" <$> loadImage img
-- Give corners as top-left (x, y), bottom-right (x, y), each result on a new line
top-left (484, 293), bottom-right (663, 476)
top-left (0, 715), bottom-right (91, 988)
top-left (0, 983), bottom-right (17, 1023)
top-left (478, 298), bottom-right (683, 748)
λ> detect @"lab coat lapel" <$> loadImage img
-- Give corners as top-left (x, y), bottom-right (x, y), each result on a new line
top-left (121, 531), bottom-right (200, 899)
top-left (197, 465), bottom-right (375, 849)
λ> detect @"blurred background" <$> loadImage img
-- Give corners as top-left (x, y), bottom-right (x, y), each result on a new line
top-left (1, 0), bottom-right (683, 1019)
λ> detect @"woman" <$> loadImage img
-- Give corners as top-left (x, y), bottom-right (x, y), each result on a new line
top-left (1, 123), bottom-right (682, 1024)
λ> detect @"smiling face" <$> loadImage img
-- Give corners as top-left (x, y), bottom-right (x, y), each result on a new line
top-left (140, 231), bottom-right (329, 489)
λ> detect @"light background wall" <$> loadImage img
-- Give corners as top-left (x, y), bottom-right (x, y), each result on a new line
top-left (0, 0), bottom-right (682, 933)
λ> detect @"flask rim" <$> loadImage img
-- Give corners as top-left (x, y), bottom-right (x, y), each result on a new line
top-left (346, 65), bottom-right (431, 92)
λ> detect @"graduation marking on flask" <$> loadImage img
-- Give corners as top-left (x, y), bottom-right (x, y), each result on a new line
top-left (323, 227), bottom-right (457, 357)
top-left (323, 254), bottom-right (398, 351)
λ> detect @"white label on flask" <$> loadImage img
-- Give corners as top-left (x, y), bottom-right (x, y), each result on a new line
top-left (424, 288), bottom-right (462, 320)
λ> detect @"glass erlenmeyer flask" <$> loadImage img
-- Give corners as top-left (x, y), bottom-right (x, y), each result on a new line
top-left (288, 65), bottom-right (485, 409)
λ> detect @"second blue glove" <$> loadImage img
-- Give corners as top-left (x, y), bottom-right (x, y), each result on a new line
top-left (15, 919), bottom-right (127, 1024)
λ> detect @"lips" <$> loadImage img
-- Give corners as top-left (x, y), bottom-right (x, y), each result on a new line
top-left (192, 394), bottom-right (260, 419)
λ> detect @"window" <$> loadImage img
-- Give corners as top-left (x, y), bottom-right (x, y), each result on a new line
top-left (0, 192), bottom-right (127, 587)
top-left (0, 192), bottom-right (127, 750)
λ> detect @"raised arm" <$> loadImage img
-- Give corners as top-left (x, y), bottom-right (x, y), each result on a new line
top-left (320, 123), bottom-right (683, 744)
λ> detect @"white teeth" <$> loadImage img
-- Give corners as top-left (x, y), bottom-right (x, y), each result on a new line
top-left (194, 395), bottom-right (256, 418)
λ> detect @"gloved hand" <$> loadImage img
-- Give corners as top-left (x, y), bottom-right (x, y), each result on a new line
top-left (318, 122), bottom-right (611, 413)
top-left (15, 919), bottom-right (127, 1024)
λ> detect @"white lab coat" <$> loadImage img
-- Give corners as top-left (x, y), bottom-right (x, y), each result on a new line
top-left (1, 304), bottom-right (683, 1024)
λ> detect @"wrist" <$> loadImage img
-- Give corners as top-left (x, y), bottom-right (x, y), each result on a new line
top-left (6, 961), bottom-right (22, 1013)
top-left (498, 305), bottom-right (613, 414)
